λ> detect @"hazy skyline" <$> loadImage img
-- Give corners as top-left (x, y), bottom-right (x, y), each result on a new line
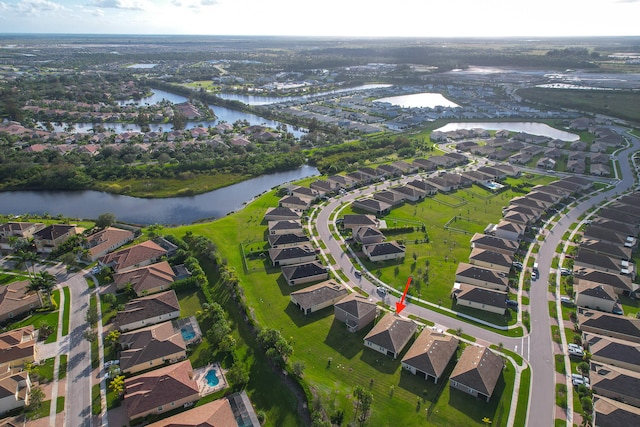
top-left (0, 0), bottom-right (639, 38)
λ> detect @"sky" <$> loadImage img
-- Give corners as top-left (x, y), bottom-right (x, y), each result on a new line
top-left (0, 0), bottom-right (639, 37)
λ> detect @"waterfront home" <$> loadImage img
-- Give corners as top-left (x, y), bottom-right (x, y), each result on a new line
top-left (113, 261), bottom-right (177, 296)
top-left (33, 223), bottom-right (77, 253)
top-left (263, 207), bottom-right (301, 222)
top-left (268, 220), bottom-right (303, 236)
top-left (363, 313), bottom-right (417, 359)
top-left (268, 233), bottom-right (310, 249)
top-left (85, 227), bottom-right (135, 262)
top-left (281, 261), bottom-right (328, 286)
top-left (334, 294), bottom-right (377, 333)
top-left (449, 345), bottom-right (503, 402)
top-left (0, 222), bottom-right (44, 250)
top-left (290, 280), bottom-right (348, 315)
top-left (98, 240), bottom-right (167, 273)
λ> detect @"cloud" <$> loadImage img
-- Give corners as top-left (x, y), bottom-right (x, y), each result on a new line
top-left (200, 0), bottom-right (218, 4)
top-left (7, 0), bottom-right (68, 16)
top-left (90, 0), bottom-right (147, 10)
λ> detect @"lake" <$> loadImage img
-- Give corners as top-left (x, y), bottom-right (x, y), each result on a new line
top-left (0, 165), bottom-right (319, 225)
top-left (373, 93), bottom-right (460, 109)
top-left (216, 84), bottom-right (393, 106)
top-left (434, 122), bottom-right (579, 141)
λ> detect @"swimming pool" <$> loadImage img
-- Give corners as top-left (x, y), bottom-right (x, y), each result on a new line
top-left (205, 369), bottom-right (220, 387)
top-left (181, 325), bottom-right (196, 341)
top-left (483, 181), bottom-right (505, 191)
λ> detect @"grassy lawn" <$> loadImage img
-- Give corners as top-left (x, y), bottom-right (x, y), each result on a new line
top-left (514, 366), bottom-right (531, 427)
top-left (36, 357), bottom-right (55, 383)
top-left (26, 399), bottom-right (51, 420)
top-left (56, 396), bottom-right (65, 413)
top-left (62, 287), bottom-right (71, 336)
top-left (58, 354), bottom-right (67, 380)
top-left (52, 289), bottom-right (60, 309)
top-left (100, 292), bottom-right (130, 326)
top-left (0, 272), bottom-right (29, 285)
top-left (9, 309), bottom-right (60, 344)
top-left (156, 170), bottom-right (562, 426)
top-left (554, 354), bottom-right (566, 375)
top-left (91, 383), bottom-right (101, 415)
top-left (176, 288), bottom-right (207, 318)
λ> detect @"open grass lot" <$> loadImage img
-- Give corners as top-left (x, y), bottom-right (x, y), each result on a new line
top-left (0, 273), bottom-right (28, 285)
top-left (96, 172), bottom-right (247, 198)
top-left (518, 87), bottom-right (640, 123)
top-left (176, 288), bottom-right (207, 318)
top-left (167, 171), bottom-right (540, 426)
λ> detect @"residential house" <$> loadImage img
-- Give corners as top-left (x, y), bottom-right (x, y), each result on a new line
top-left (263, 207), bottom-right (301, 222)
top-left (310, 180), bottom-right (333, 194)
top-left (363, 241), bottom-right (405, 262)
top-left (583, 333), bottom-right (640, 373)
top-left (268, 245), bottom-right (316, 267)
top-left (452, 283), bottom-right (508, 315)
top-left (590, 362), bottom-right (640, 408)
top-left (406, 180), bottom-right (438, 196)
top-left (268, 220), bottom-right (302, 236)
top-left (334, 294), bottom-right (378, 333)
top-left (460, 170), bottom-right (492, 185)
top-left (468, 248), bottom-right (513, 273)
top-left (327, 175), bottom-right (357, 190)
top-left (486, 220), bottom-right (525, 242)
top-left (0, 326), bottom-right (36, 369)
top-left (412, 158), bottom-right (437, 171)
top-left (574, 281), bottom-right (618, 313)
top-left (84, 227), bottom-right (135, 262)
top-left (98, 240), bottom-right (167, 274)
top-left (583, 226), bottom-right (636, 250)
top-left (401, 329), bottom-right (459, 384)
top-left (561, 176), bottom-right (594, 192)
top-left (591, 163), bottom-right (611, 176)
top-left (424, 177), bottom-right (453, 193)
top-left (0, 280), bottom-right (42, 324)
top-left (341, 214), bottom-right (378, 232)
top-left (391, 160), bottom-right (416, 174)
top-left (113, 261), bottom-right (177, 296)
top-left (373, 190), bottom-right (405, 207)
top-left (477, 166), bottom-right (506, 181)
top-left (391, 185), bottom-right (427, 202)
top-left (376, 164), bottom-right (402, 177)
top-left (440, 173), bottom-right (471, 188)
top-left (124, 360), bottom-right (199, 421)
top-left (281, 261), bottom-right (328, 286)
top-left (279, 195), bottom-right (312, 212)
top-left (593, 396), bottom-right (640, 427)
top-left (598, 208), bottom-right (640, 227)
top-left (493, 164), bottom-right (521, 177)
top-left (290, 186), bottom-right (322, 201)
top-left (428, 156), bottom-right (456, 168)
top-left (573, 267), bottom-right (638, 297)
top-left (579, 239), bottom-right (632, 261)
top-left (502, 211), bottom-right (535, 228)
top-left (0, 368), bottom-right (31, 415)
top-left (449, 345), bottom-right (503, 402)
top-left (363, 313), bottom-right (417, 359)
top-left (116, 290), bottom-right (181, 332)
top-left (33, 224), bottom-right (77, 253)
top-left (290, 280), bottom-right (348, 315)
top-left (0, 222), bottom-right (44, 250)
top-left (352, 198), bottom-right (392, 216)
top-left (145, 391), bottom-right (261, 427)
top-left (455, 263), bottom-right (509, 291)
top-left (267, 233), bottom-right (310, 249)
top-left (119, 321), bottom-right (187, 374)
top-left (470, 233), bottom-right (518, 257)
top-left (578, 309), bottom-right (640, 343)
top-left (502, 205), bottom-right (543, 222)
top-left (536, 157), bottom-right (556, 170)
top-left (353, 226), bottom-right (385, 245)
top-left (574, 251), bottom-right (634, 278)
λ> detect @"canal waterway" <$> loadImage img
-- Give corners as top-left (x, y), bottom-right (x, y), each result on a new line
top-left (0, 165), bottom-right (319, 225)
top-left (434, 122), bottom-right (579, 141)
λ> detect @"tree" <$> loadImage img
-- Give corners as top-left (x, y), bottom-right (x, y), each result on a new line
top-left (292, 361), bottom-right (305, 378)
top-left (86, 304), bottom-right (98, 327)
top-left (15, 250), bottom-right (38, 278)
top-left (219, 334), bottom-right (236, 353)
top-left (109, 375), bottom-right (126, 396)
top-left (227, 359), bottom-right (250, 389)
top-left (577, 361), bottom-right (590, 376)
top-left (102, 293), bottom-right (116, 308)
top-left (27, 386), bottom-right (45, 414)
top-left (83, 329), bottom-right (98, 343)
top-left (95, 213), bottom-right (116, 229)
top-left (105, 330), bottom-right (121, 350)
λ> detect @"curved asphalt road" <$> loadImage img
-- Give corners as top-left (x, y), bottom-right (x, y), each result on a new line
top-left (312, 126), bottom-right (640, 427)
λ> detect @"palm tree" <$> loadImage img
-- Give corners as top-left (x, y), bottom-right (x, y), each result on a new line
top-left (15, 250), bottom-right (38, 278)
top-left (37, 271), bottom-right (57, 295)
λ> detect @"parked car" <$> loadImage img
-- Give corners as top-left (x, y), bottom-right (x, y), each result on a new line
top-left (506, 300), bottom-right (519, 310)
top-left (568, 344), bottom-right (584, 358)
top-left (104, 359), bottom-right (119, 368)
top-left (354, 269), bottom-right (362, 277)
top-left (571, 374), bottom-right (590, 388)
top-left (560, 296), bottom-right (575, 306)
top-left (512, 262), bottom-right (523, 271)
top-left (376, 287), bottom-right (387, 296)
top-left (560, 268), bottom-right (572, 276)
top-left (531, 271), bottom-right (538, 281)
top-left (91, 266), bottom-right (101, 274)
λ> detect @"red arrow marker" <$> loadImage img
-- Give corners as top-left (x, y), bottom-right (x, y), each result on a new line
top-left (395, 276), bottom-right (412, 314)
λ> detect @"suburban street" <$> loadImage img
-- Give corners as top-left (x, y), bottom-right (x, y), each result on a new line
top-left (310, 126), bottom-right (640, 427)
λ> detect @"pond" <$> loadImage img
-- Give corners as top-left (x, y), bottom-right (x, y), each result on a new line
top-left (373, 93), bottom-right (460, 109)
top-left (434, 122), bottom-right (579, 141)
top-left (0, 165), bottom-right (319, 225)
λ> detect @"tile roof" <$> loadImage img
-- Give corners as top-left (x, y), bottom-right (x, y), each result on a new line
top-left (33, 224), bottom-right (76, 240)
top-left (281, 261), bottom-right (327, 282)
top-left (0, 280), bottom-right (42, 319)
top-left (453, 283), bottom-right (508, 309)
top-left (119, 321), bottom-right (186, 372)
top-left (594, 396), bottom-right (640, 427)
top-left (268, 245), bottom-right (316, 262)
top-left (0, 326), bottom-right (35, 365)
top-left (575, 281), bottom-right (617, 302)
top-left (113, 261), bottom-right (176, 295)
top-left (455, 263), bottom-right (509, 288)
top-left (468, 248), bottom-right (513, 269)
top-left (590, 362), bottom-right (640, 402)
top-left (578, 310), bottom-right (640, 341)
top-left (267, 233), bottom-right (310, 247)
top-left (124, 360), bottom-right (199, 420)
top-left (334, 293), bottom-right (377, 319)
top-left (116, 290), bottom-right (180, 329)
top-left (364, 241), bottom-right (405, 257)
top-left (85, 227), bottom-right (134, 258)
top-left (99, 240), bottom-right (167, 272)
top-left (268, 220), bottom-right (302, 232)
top-left (146, 397), bottom-right (238, 427)
top-left (585, 333), bottom-right (640, 369)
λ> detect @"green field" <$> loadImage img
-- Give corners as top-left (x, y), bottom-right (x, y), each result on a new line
top-left (168, 173), bottom-right (540, 426)
top-left (518, 88), bottom-right (640, 124)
